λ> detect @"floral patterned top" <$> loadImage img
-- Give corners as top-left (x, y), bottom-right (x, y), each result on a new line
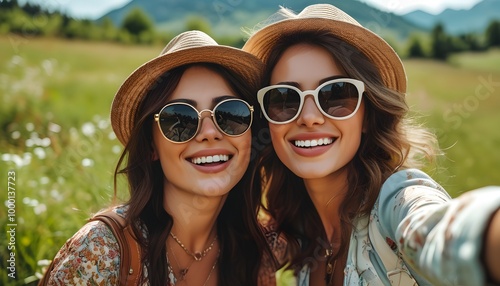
top-left (43, 207), bottom-right (150, 285)
top-left (289, 169), bottom-right (500, 285)
top-left (43, 206), bottom-right (281, 285)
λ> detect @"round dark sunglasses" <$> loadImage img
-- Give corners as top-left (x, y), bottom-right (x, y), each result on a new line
top-left (257, 78), bottom-right (364, 124)
top-left (154, 98), bottom-right (254, 143)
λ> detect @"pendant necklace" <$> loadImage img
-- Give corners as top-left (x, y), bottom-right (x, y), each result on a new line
top-left (170, 232), bottom-right (217, 261)
top-left (167, 246), bottom-right (220, 285)
top-left (168, 243), bottom-right (195, 281)
top-left (325, 243), bottom-right (337, 285)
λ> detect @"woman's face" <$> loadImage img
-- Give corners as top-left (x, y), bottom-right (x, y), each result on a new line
top-left (152, 66), bottom-right (252, 198)
top-left (268, 43), bottom-right (365, 180)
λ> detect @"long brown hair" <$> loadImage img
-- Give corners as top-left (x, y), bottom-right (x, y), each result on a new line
top-left (257, 30), bottom-right (439, 272)
top-left (114, 63), bottom-right (272, 285)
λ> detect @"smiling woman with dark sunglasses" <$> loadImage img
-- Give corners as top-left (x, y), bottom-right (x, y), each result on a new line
top-left (244, 4), bottom-right (500, 286)
top-left (39, 31), bottom-right (278, 286)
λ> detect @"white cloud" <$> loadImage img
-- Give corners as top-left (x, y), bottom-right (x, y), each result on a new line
top-left (361, 0), bottom-right (483, 15)
top-left (20, 0), bottom-right (131, 19)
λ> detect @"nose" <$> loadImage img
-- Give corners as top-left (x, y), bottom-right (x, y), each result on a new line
top-left (296, 95), bottom-right (325, 127)
top-left (194, 111), bottom-right (223, 142)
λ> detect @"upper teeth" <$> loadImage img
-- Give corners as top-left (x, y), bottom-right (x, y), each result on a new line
top-left (294, 138), bottom-right (333, 147)
top-left (191, 154), bottom-right (229, 164)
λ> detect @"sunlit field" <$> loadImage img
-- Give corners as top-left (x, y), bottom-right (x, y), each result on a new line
top-left (1, 36), bottom-right (499, 285)
top-left (404, 52), bottom-right (500, 193)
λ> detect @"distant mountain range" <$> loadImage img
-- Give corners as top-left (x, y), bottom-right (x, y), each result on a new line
top-left (403, 0), bottom-right (500, 35)
top-left (98, 0), bottom-right (500, 38)
top-left (98, 0), bottom-right (423, 39)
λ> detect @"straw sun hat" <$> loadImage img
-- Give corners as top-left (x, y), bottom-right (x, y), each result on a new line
top-left (111, 30), bottom-right (263, 146)
top-left (243, 4), bottom-right (406, 93)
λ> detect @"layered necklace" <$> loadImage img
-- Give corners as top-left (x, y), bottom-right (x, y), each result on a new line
top-left (324, 191), bottom-right (343, 284)
top-left (168, 232), bottom-right (218, 284)
top-left (170, 232), bottom-right (217, 261)
top-left (324, 244), bottom-right (337, 285)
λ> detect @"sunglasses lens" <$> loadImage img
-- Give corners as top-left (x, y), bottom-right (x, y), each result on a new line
top-left (158, 104), bottom-right (198, 142)
top-left (318, 81), bottom-right (360, 118)
top-left (262, 88), bottom-right (301, 122)
top-left (214, 100), bottom-right (252, 135)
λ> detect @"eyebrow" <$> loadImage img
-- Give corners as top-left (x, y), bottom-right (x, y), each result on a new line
top-left (275, 75), bottom-right (348, 89)
top-left (166, 95), bottom-right (236, 107)
top-left (319, 75), bottom-right (347, 85)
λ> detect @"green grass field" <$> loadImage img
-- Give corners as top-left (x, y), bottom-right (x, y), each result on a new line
top-left (0, 36), bottom-right (499, 285)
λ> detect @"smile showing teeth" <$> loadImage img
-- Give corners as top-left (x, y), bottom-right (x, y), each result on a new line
top-left (294, 138), bottom-right (334, 148)
top-left (191, 154), bottom-right (229, 165)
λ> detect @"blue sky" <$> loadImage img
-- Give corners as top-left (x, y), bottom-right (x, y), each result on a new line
top-left (20, 0), bottom-right (483, 19)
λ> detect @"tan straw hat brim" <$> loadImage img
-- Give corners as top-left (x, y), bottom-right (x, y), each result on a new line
top-left (243, 5), bottom-right (406, 93)
top-left (111, 39), bottom-right (263, 146)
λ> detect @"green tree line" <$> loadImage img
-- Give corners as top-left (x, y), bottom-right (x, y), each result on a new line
top-left (0, 0), bottom-right (170, 44)
top-left (408, 21), bottom-right (500, 60)
top-left (1, 0), bottom-right (499, 58)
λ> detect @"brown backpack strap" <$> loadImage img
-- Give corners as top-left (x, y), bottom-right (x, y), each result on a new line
top-left (91, 211), bottom-right (142, 285)
top-left (38, 210), bottom-right (142, 286)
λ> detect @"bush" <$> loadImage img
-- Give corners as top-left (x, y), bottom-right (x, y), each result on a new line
top-left (431, 23), bottom-right (451, 60)
top-left (121, 8), bottom-right (154, 37)
top-left (486, 20), bottom-right (500, 48)
top-left (407, 35), bottom-right (426, 58)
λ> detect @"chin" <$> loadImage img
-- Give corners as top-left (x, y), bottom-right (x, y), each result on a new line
top-left (197, 179), bottom-right (237, 196)
top-left (295, 171), bottom-right (332, 180)
top-left (289, 161), bottom-right (349, 180)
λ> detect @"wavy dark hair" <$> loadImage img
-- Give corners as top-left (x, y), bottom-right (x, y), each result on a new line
top-left (113, 63), bottom-right (274, 285)
top-left (256, 30), bottom-right (439, 272)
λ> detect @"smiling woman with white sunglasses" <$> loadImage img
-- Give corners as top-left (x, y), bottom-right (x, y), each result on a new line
top-left (244, 4), bottom-right (500, 286)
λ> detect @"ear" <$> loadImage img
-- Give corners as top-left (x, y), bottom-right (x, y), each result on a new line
top-left (151, 151), bottom-right (159, 161)
top-left (151, 141), bottom-right (159, 161)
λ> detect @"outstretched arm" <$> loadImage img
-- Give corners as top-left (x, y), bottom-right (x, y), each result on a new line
top-left (377, 170), bottom-right (500, 285)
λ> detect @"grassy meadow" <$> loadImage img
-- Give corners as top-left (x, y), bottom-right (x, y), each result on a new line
top-left (0, 36), bottom-right (499, 285)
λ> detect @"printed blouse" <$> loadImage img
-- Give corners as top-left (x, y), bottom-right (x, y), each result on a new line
top-left (43, 206), bottom-right (281, 285)
top-left (293, 169), bottom-right (500, 285)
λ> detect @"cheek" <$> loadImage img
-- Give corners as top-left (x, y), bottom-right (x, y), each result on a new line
top-left (156, 145), bottom-right (181, 173)
top-left (268, 124), bottom-right (287, 140)
top-left (152, 129), bottom-right (180, 168)
top-left (269, 124), bottom-right (290, 160)
top-left (338, 110), bottom-right (365, 155)
top-left (225, 133), bottom-right (252, 182)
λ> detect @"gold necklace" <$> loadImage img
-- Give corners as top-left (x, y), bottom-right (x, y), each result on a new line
top-left (324, 243), bottom-right (337, 285)
top-left (202, 249), bottom-right (220, 286)
top-left (170, 232), bottom-right (218, 261)
top-left (168, 243), bottom-right (195, 281)
top-left (167, 247), bottom-right (220, 285)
